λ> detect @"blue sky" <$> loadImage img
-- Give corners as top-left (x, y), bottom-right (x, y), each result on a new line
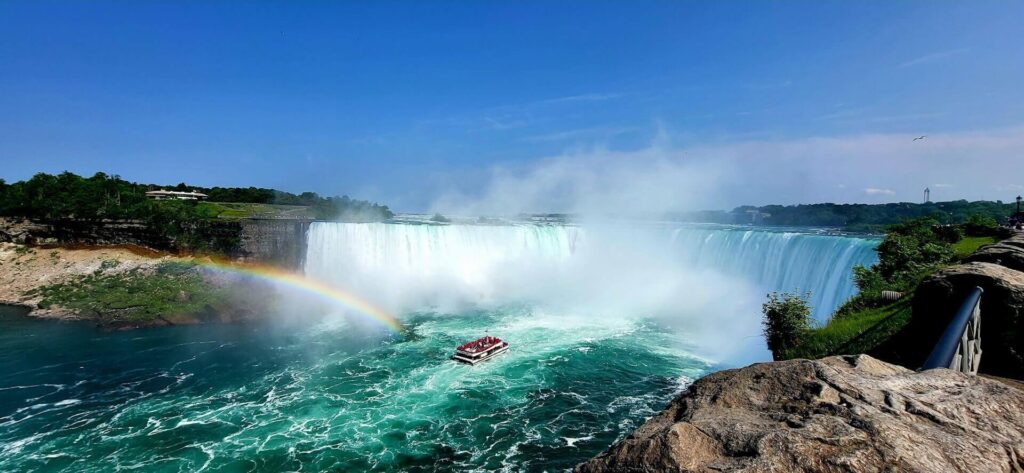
top-left (1, 1), bottom-right (1023, 212)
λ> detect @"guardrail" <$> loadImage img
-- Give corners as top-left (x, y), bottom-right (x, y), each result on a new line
top-left (922, 286), bottom-right (983, 374)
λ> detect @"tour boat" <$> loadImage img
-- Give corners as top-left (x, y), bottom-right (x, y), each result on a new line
top-left (452, 335), bottom-right (509, 365)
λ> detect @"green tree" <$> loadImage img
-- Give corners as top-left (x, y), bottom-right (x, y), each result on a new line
top-left (762, 291), bottom-right (813, 360)
top-left (964, 213), bottom-right (999, 236)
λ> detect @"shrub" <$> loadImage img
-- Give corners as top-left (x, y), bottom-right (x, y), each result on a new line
top-left (964, 214), bottom-right (999, 237)
top-left (762, 291), bottom-right (813, 360)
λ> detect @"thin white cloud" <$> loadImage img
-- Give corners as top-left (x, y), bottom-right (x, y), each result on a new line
top-left (534, 93), bottom-right (622, 106)
top-left (932, 183), bottom-right (954, 189)
top-left (865, 112), bottom-right (946, 123)
top-left (420, 92), bottom-right (621, 134)
top-left (899, 48), bottom-right (970, 68)
top-left (523, 126), bottom-right (638, 143)
top-left (482, 116), bottom-right (529, 130)
top-left (863, 188), bottom-right (896, 196)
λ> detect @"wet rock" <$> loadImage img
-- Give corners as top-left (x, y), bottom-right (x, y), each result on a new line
top-left (576, 355), bottom-right (1024, 473)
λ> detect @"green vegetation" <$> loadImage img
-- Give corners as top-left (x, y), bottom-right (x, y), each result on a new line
top-left (0, 171), bottom-right (393, 222)
top-left (963, 213), bottom-right (999, 236)
top-left (679, 200), bottom-right (1017, 231)
top-left (953, 236), bottom-right (997, 259)
top-left (161, 181), bottom-right (393, 220)
top-left (198, 202), bottom-right (316, 220)
top-left (25, 261), bottom-right (225, 323)
top-left (430, 213), bottom-right (451, 223)
top-left (784, 300), bottom-right (911, 360)
top-left (768, 214), bottom-right (1003, 361)
top-left (761, 291), bottom-right (813, 360)
top-left (0, 171), bottom-right (394, 253)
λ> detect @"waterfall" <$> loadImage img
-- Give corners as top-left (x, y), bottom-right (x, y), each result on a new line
top-left (304, 222), bottom-right (878, 322)
top-left (670, 227), bottom-right (879, 320)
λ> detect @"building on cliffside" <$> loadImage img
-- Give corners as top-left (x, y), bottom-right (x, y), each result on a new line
top-left (145, 189), bottom-right (209, 201)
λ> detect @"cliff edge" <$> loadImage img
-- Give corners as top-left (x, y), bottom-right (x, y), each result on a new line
top-left (576, 355), bottom-right (1024, 472)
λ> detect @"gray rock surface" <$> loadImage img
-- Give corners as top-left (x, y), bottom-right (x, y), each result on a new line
top-left (576, 355), bottom-right (1024, 473)
top-left (912, 262), bottom-right (1024, 377)
top-left (967, 234), bottom-right (1024, 273)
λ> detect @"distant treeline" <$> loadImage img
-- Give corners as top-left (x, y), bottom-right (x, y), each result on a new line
top-left (674, 201), bottom-right (1019, 232)
top-left (0, 172), bottom-right (393, 222)
top-left (0, 172), bottom-right (393, 251)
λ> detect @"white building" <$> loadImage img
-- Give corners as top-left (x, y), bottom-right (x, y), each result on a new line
top-left (145, 189), bottom-right (209, 201)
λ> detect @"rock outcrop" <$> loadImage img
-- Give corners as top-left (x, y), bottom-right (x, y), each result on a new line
top-left (0, 217), bottom-right (172, 248)
top-left (967, 234), bottom-right (1024, 273)
top-left (576, 355), bottom-right (1024, 473)
top-left (0, 217), bottom-right (309, 267)
top-left (912, 262), bottom-right (1024, 378)
top-left (237, 219), bottom-right (311, 268)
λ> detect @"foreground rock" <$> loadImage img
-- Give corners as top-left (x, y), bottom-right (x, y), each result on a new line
top-left (912, 261), bottom-right (1024, 378)
top-left (967, 233), bottom-right (1024, 273)
top-left (576, 355), bottom-right (1024, 472)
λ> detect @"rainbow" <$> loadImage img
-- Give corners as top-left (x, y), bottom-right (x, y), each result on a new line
top-left (196, 259), bottom-right (404, 333)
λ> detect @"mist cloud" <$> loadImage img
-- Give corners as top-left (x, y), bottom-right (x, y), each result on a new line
top-left (429, 124), bottom-right (1024, 214)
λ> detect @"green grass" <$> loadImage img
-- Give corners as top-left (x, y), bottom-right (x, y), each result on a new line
top-left (25, 261), bottom-right (225, 323)
top-left (198, 202), bottom-right (315, 220)
top-left (952, 236), bottom-right (997, 259)
top-left (784, 299), bottom-right (912, 360)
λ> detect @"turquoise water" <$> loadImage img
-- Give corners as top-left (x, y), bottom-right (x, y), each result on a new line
top-left (0, 223), bottom-right (878, 472)
top-left (0, 305), bottom-right (706, 472)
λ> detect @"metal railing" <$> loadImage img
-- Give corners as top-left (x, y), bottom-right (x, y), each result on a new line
top-left (922, 286), bottom-right (983, 374)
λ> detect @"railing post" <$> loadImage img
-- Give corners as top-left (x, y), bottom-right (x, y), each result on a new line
top-left (922, 287), bottom-right (983, 374)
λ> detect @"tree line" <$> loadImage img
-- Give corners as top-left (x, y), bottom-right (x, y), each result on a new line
top-left (676, 201), bottom-right (1018, 231)
top-left (0, 172), bottom-right (393, 222)
top-left (0, 172), bottom-right (394, 252)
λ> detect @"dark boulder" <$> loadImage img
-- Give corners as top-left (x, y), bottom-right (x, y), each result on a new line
top-left (910, 262), bottom-right (1024, 378)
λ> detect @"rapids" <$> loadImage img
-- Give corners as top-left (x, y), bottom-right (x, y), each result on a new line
top-left (0, 222), bottom-right (878, 471)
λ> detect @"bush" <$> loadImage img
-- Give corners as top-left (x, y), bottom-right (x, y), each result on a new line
top-left (964, 214), bottom-right (999, 237)
top-left (762, 291), bottom-right (813, 360)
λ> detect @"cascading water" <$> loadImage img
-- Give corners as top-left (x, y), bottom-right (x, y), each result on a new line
top-left (670, 226), bottom-right (879, 321)
top-left (0, 221), bottom-right (879, 472)
top-left (304, 222), bottom-right (878, 322)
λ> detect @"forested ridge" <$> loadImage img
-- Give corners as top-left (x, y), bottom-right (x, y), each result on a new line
top-left (679, 200), bottom-right (1018, 231)
top-left (0, 171), bottom-right (393, 222)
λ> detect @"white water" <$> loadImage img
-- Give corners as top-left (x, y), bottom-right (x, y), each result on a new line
top-left (670, 227), bottom-right (879, 321)
top-left (303, 222), bottom-right (878, 362)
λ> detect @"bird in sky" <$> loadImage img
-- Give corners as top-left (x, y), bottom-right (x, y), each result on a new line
top-left (913, 135), bottom-right (927, 141)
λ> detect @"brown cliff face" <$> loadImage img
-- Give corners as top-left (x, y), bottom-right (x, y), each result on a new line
top-left (576, 355), bottom-right (1024, 473)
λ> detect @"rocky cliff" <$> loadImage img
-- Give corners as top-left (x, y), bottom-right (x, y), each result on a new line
top-left (576, 355), bottom-right (1024, 473)
top-left (908, 233), bottom-right (1024, 378)
top-left (0, 217), bottom-right (311, 267)
top-left (237, 219), bottom-right (310, 268)
top-left (0, 217), bottom-right (173, 248)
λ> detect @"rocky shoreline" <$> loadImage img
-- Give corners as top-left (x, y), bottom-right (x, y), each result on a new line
top-left (0, 243), bottom-right (176, 319)
top-left (575, 355), bottom-right (1024, 472)
top-left (577, 234), bottom-right (1024, 472)
top-left (0, 242), bottom-right (267, 329)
